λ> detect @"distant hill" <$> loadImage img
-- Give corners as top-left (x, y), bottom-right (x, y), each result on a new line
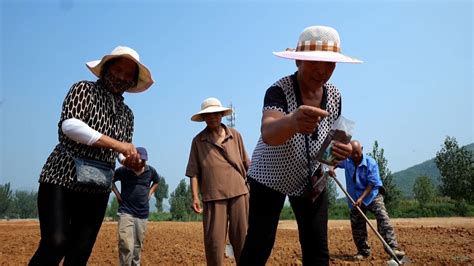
top-left (392, 143), bottom-right (474, 198)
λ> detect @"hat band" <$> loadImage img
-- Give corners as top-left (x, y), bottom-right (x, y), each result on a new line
top-left (296, 41), bottom-right (340, 53)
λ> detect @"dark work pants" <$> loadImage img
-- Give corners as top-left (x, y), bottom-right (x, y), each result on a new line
top-left (239, 179), bottom-right (329, 266)
top-left (350, 193), bottom-right (399, 256)
top-left (29, 183), bottom-right (110, 266)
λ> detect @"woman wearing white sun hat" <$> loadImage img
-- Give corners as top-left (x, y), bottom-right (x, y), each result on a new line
top-left (186, 97), bottom-right (250, 266)
top-left (30, 46), bottom-right (154, 265)
top-left (239, 26), bottom-right (361, 266)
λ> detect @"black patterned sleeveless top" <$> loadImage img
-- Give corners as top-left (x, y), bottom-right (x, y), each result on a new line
top-left (247, 73), bottom-right (341, 196)
top-left (39, 80), bottom-right (134, 194)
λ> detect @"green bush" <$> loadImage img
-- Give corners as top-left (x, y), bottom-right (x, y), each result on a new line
top-left (148, 212), bottom-right (172, 221)
top-left (133, 197), bottom-right (474, 222)
top-left (328, 203), bottom-right (350, 219)
top-left (280, 205), bottom-right (295, 220)
top-left (392, 198), bottom-right (474, 217)
top-left (328, 197), bottom-right (474, 219)
top-left (454, 200), bottom-right (469, 217)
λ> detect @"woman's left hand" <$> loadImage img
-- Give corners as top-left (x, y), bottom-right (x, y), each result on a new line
top-left (331, 141), bottom-right (352, 164)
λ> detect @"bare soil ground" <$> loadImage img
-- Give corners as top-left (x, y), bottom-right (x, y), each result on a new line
top-left (1, 217), bottom-right (473, 265)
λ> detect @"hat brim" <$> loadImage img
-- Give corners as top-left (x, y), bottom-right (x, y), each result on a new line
top-left (86, 54), bottom-right (154, 93)
top-left (191, 107), bottom-right (233, 122)
top-left (273, 51), bottom-right (362, 64)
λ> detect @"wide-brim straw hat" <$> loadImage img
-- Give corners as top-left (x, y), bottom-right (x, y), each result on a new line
top-left (86, 46), bottom-right (154, 93)
top-left (191, 97), bottom-right (232, 122)
top-left (273, 26), bottom-right (362, 64)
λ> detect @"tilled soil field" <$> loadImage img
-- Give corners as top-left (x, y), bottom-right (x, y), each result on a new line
top-left (0, 218), bottom-right (472, 265)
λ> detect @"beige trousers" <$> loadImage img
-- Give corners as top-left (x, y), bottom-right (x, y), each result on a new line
top-left (203, 193), bottom-right (249, 266)
top-left (118, 213), bottom-right (148, 266)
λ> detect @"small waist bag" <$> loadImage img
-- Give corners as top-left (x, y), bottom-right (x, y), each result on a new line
top-left (59, 144), bottom-right (114, 189)
top-left (74, 157), bottom-right (114, 189)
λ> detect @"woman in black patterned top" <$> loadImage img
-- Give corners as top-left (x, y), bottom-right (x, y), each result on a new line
top-left (30, 46), bottom-right (154, 265)
top-left (239, 26), bottom-right (361, 265)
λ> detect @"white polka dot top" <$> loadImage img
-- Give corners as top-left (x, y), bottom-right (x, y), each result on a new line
top-left (248, 73), bottom-right (341, 196)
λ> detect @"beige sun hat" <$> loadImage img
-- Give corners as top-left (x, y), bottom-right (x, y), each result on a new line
top-left (86, 46), bottom-right (154, 93)
top-left (191, 97), bottom-right (232, 122)
top-left (273, 25), bottom-right (362, 64)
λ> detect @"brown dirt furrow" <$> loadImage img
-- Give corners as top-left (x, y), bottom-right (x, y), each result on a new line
top-left (1, 218), bottom-right (473, 265)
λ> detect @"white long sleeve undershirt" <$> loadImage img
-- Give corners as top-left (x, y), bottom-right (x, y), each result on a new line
top-left (61, 118), bottom-right (103, 146)
top-left (62, 118), bottom-right (127, 163)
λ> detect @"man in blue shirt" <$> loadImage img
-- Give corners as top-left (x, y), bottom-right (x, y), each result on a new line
top-left (330, 140), bottom-right (405, 261)
top-left (112, 147), bottom-right (160, 266)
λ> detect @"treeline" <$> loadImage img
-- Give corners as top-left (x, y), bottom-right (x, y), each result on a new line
top-left (144, 135), bottom-right (472, 221)
top-left (0, 183), bottom-right (38, 219)
top-left (1, 136), bottom-right (472, 220)
top-left (326, 136), bottom-right (474, 219)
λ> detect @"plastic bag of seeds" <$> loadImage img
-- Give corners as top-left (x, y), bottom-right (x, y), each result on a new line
top-left (316, 116), bottom-right (355, 166)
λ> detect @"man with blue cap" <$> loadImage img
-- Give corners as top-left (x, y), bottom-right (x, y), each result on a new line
top-left (112, 147), bottom-right (160, 266)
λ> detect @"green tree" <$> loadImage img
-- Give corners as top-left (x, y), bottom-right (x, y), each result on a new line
top-left (368, 141), bottom-right (401, 211)
top-left (169, 179), bottom-right (190, 221)
top-left (169, 179), bottom-right (200, 221)
top-left (435, 136), bottom-right (474, 203)
top-left (12, 190), bottom-right (38, 218)
top-left (0, 183), bottom-right (13, 217)
top-left (327, 177), bottom-right (337, 206)
top-left (154, 175), bottom-right (169, 212)
top-left (106, 196), bottom-right (119, 221)
top-left (413, 176), bottom-right (435, 207)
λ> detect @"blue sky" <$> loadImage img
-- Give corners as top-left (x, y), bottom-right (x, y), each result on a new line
top-left (1, 0), bottom-right (472, 198)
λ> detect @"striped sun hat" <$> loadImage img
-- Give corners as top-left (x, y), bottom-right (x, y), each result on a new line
top-left (273, 25), bottom-right (362, 64)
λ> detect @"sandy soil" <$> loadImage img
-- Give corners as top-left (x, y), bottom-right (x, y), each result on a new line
top-left (1, 217), bottom-right (473, 265)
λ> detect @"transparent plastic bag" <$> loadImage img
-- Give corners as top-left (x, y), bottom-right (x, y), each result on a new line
top-left (316, 116), bottom-right (355, 166)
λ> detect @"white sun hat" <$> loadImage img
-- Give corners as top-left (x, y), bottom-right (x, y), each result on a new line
top-left (86, 46), bottom-right (154, 93)
top-left (273, 25), bottom-right (362, 64)
top-left (191, 97), bottom-right (232, 122)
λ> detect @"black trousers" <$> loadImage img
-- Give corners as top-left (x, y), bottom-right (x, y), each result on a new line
top-left (239, 179), bottom-right (329, 266)
top-left (29, 183), bottom-right (110, 266)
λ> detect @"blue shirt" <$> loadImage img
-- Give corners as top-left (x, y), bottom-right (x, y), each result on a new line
top-left (114, 165), bottom-right (160, 219)
top-left (337, 154), bottom-right (383, 209)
